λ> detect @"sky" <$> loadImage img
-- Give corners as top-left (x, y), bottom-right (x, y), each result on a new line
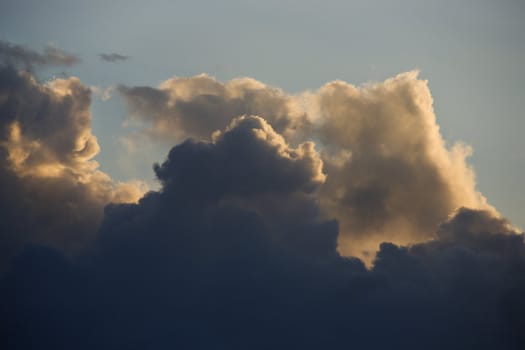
top-left (1, 1), bottom-right (525, 348)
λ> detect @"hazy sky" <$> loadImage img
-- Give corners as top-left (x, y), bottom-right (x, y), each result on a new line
top-left (1, 0), bottom-right (523, 227)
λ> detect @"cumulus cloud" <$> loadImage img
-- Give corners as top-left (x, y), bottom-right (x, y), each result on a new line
top-left (118, 74), bottom-right (309, 143)
top-left (118, 71), bottom-right (502, 263)
top-left (0, 65), bottom-right (146, 267)
top-left (98, 53), bottom-right (129, 63)
top-left (0, 40), bottom-right (79, 70)
top-left (155, 115), bottom-right (325, 199)
top-left (312, 71), bottom-right (496, 261)
top-left (97, 115), bottom-right (335, 260)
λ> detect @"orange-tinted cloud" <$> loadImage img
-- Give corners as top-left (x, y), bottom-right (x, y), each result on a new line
top-left (0, 66), bottom-right (146, 267)
top-left (118, 71), bottom-right (506, 264)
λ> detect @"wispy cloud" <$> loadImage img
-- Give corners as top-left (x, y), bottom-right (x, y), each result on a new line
top-left (0, 40), bottom-right (79, 70)
top-left (98, 52), bottom-right (129, 63)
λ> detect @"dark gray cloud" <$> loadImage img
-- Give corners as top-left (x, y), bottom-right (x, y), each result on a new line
top-left (98, 53), bottom-right (129, 63)
top-left (155, 116), bottom-right (325, 200)
top-left (1, 125), bottom-right (523, 348)
top-left (0, 40), bottom-right (79, 70)
top-left (98, 115), bottom-right (335, 262)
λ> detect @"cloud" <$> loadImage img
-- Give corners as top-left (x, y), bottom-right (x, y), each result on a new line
top-left (0, 65), bottom-right (146, 267)
top-left (98, 53), bottom-right (129, 63)
top-left (155, 115), bottom-right (325, 199)
top-left (98, 115), bottom-right (335, 261)
top-left (0, 40), bottom-right (79, 70)
top-left (118, 74), bottom-right (309, 143)
top-left (118, 71), bottom-right (500, 263)
top-left (312, 71), bottom-right (496, 261)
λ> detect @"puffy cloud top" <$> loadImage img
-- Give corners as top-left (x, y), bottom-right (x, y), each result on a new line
top-left (155, 115), bottom-right (325, 200)
top-left (313, 72), bottom-right (496, 260)
top-left (0, 66), bottom-right (145, 267)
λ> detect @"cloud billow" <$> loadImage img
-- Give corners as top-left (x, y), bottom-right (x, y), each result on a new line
top-left (155, 116), bottom-right (325, 199)
top-left (0, 65), bottom-right (146, 267)
top-left (118, 74), bottom-right (309, 142)
top-left (313, 72), bottom-right (495, 259)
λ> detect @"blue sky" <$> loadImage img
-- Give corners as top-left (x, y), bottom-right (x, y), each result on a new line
top-left (1, 0), bottom-right (523, 227)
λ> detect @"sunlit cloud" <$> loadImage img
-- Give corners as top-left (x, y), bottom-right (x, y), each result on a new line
top-left (117, 71), bottom-right (503, 264)
top-left (0, 66), bottom-right (146, 265)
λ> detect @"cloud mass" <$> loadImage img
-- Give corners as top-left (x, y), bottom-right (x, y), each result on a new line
top-left (0, 46), bottom-right (524, 349)
top-left (118, 71), bottom-right (497, 262)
